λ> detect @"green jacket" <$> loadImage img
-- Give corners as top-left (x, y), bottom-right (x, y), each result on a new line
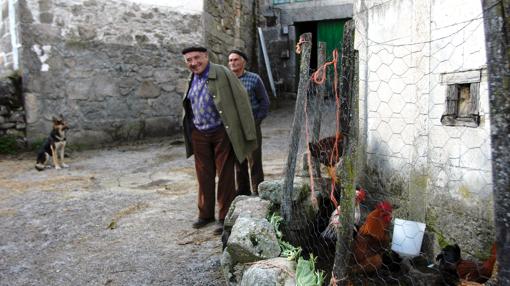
top-left (182, 63), bottom-right (257, 162)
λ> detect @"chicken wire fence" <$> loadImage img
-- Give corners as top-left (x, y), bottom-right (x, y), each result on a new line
top-left (274, 8), bottom-right (496, 285)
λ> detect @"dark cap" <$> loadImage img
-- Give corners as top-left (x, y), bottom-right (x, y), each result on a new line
top-left (181, 46), bottom-right (208, 55)
top-left (229, 49), bottom-right (248, 62)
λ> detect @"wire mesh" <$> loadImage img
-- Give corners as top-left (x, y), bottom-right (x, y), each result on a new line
top-left (276, 4), bottom-right (497, 283)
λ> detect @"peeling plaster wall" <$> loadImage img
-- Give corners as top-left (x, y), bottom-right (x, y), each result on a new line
top-left (354, 0), bottom-right (494, 255)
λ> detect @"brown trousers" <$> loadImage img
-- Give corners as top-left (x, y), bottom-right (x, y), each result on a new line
top-left (191, 126), bottom-right (236, 221)
top-left (235, 123), bottom-right (264, 196)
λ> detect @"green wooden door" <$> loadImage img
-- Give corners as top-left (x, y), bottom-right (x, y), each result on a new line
top-left (317, 20), bottom-right (347, 96)
top-left (317, 19), bottom-right (347, 63)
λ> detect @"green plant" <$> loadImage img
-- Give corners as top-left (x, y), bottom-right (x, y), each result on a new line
top-left (268, 212), bottom-right (324, 285)
top-left (269, 213), bottom-right (302, 261)
top-left (0, 135), bottom-right (19, 154)
top-left (296, 254), bottom-right (325, 286)
top-left (29, 138), bottom-right (45, 152)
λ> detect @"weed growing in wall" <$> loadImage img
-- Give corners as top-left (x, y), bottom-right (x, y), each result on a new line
top-left (0, 135), bottom-right (19, 154)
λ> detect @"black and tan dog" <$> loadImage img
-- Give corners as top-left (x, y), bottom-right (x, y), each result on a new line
top-left (35, 116), bottom-right (69, 171)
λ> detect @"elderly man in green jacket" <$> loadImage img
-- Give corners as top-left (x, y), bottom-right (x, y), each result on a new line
top-left (181, 46), bottom-right (257, 235)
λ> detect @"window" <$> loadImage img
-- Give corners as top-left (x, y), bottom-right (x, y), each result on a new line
top-left (440, 70), bottom-right (481, 127)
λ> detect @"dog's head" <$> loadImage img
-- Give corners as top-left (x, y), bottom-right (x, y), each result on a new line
top-left (52, 115), bottom-right (68, 138)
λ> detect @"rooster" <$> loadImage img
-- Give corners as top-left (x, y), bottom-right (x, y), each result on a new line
top-left (321, 187), bottom-right (367, 240)
top-left (436, 242), bottom-right (497, 284)
top-left (351, 201), bottom-right (393, 273)
top-left (308, 134), bottom-right (343, 179)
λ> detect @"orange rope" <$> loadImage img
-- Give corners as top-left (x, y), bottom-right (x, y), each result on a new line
top-left (311, 49), bottom-right (339, 85)
top-left (295, 37), bottom-right (309, 54)
top-left (303, 48), bottom-right (343, 210)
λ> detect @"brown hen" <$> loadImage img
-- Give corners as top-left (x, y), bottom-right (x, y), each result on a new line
top-left (351, 201), bottom-right (393, 273)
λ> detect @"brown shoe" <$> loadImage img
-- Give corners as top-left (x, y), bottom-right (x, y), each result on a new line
top-left (192, 218), bottom-right (215, 229)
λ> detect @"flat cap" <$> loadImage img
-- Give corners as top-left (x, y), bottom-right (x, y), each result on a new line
top-left (229, 49), bottom-right (248, 62)
top-left (181, 46), bottom-right (207, 54)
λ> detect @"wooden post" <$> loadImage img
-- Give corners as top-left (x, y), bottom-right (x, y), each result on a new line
top-left (332, 20), bottom-right (358, 285)
top-left (482, 0), bottom-right (510, 284)
top-left (307, 42), bottom-right (326, 178)
top-left (281, 32), bottom-right (312, 222)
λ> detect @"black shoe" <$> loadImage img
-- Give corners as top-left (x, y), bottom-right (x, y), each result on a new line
top-left (192, 218), bottom-right (215, 229)
top-left (213, 226), bottom-right (223, 235)
top-left (213, 219), bottom-right (224, 235)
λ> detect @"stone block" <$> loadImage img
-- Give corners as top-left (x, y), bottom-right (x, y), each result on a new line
top-left (258, 176), bottom-right (329, 205)
top-left (93, 75), bottom-right (119, 98)
top-left (224, 196), bottom-right (271, 229)
top-left (0, 105), bottom-right (8, 116)
top-left (226, 217), bottom-right (280, 264)
top-left (70, 129), bottom-right (113, 146)
top-left (66, 79), bottom-right (93, 100)
top-left (144, 116), bottom-right (177, 137)
top-left (0, 122), bottom-right (15, 129)
top-left (136, 80), bottom-right (160, 98)
top-left (153, 69), bottom-right (173, 83)
top-left (240, 257), bottom-right (296, 286)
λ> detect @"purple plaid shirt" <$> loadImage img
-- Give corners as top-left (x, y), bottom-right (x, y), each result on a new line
top-left (187, 64), bottom-right (222, 131)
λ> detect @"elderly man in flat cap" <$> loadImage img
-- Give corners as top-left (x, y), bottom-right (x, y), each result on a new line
top-left (181, 46), bottom-right (257, 235)
top-left (228, 49), bottom-right (270, 196)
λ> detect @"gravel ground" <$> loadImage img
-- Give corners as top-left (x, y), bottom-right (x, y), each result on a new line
top-left (0, 100), bottom-right (298, 286)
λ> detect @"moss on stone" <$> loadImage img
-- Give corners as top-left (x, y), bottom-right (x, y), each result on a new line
top-left (457, 185), bottom-right (472, 199)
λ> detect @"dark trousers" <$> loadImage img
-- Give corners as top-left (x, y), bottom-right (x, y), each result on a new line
top-left (191, 126), bottom-right (236, 221)
top-left (236, 123), bottom-right (264, 195)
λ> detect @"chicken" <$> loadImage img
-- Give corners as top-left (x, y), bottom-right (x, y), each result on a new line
top-left (321, 187), bottom-right (367, 240)
top-left (308, 134), bottom-right (343, 179)
top-left (351, 201), bottom-right (393, 273)
top-left (436, 242), bottom-right (497, 284)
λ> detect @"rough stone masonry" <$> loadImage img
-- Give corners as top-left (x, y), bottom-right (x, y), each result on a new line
top-left (17, 0), bottom-right (204, 146)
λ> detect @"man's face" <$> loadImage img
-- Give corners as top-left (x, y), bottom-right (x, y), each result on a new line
top-left (184, 51), bottom-right (209, 75)
top-left (228, 53), bottom-right (245, 75)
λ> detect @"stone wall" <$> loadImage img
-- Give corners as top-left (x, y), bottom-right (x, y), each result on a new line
top-left (203, 0), bottom-right (258, 69)
top-left (0, 74), bottom-right (25, 148)
top-left (19, 0), bottom-right (203, 146)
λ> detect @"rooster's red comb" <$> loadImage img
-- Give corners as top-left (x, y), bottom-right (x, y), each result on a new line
top-left (376, 201), bottom-right (392, 213)
top-left (355, 188), bottom-right (366, 202)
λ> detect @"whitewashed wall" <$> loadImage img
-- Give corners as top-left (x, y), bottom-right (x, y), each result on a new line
top-left (354, 0), bottom-right (493, 251)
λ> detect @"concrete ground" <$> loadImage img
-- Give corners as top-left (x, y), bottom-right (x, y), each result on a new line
top-left (0, 100), bottom-right (298, 286)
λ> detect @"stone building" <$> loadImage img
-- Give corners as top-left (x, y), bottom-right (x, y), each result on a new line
top-left (0, 0), bottom-right (258, 146)
top-left (258, 0), bottom-right (353, 96)
top-left (0, 0), bottom-right (354, 146)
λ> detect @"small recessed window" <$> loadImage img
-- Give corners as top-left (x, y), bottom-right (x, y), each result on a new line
top-left (441, 82), bottom-right (480, 127)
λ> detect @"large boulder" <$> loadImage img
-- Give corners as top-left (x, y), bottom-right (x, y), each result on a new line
top-left (258, 176), bottom-right (331, 206)
top-left (224, 196), bottom-right (271, 229)
top-left (240, 257), bottom-right (296, 286)
top-left (221, 250), bottom-right (250, 286)
top-left (226, 217), bottom-right (281, 264)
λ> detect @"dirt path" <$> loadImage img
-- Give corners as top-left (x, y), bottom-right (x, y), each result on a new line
top-left (0, 101), bottom-right (297, 286)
